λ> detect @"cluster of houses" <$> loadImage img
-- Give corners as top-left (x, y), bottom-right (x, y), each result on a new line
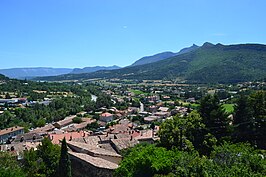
top-left (0, 85), bottom-right (193, 177)
top-left (0, 110), bottom-right (161, 177)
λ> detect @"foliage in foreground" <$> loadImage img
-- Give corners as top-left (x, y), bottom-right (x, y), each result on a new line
top-left (115, 143), bottom-right (266, 177)
top-left (0, 152), bottom-right (26, 177)
top-left (57, 137), bottom-right (71, 177)
top-left (23, 137), bottom-right (61, 177)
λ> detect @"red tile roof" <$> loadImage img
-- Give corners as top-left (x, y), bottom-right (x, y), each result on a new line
top-left (48, 131), bottom-right (90, 144)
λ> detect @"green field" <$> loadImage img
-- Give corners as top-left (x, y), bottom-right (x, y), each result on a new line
top-left (222, 104), bottom-right (235, 113)
top-left (130, 89), bottom-right (148, 96)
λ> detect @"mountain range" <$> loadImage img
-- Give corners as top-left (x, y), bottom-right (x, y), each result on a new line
top-left (71, 65), bottom-right (121, 74)
top-left (35, 42), bottom-right (266, 83)
top-left (0, 66), bottom-right (121, 79)
top-left (131, 44), bottom-right (199, 66)
top-left (0, 67), bottom-right (73, 79)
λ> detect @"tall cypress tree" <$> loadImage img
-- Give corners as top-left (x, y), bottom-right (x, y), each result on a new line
top-left (57, 137), bottom-right (72, 177)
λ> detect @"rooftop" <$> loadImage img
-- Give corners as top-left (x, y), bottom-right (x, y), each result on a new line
top-left (69, 152), bottom-right (118, 170)
top-left (53, 115), bottom-right (76, 126)
top-left (67, 141), bottom-right (121, 158)
top-left (101, 113), bottom-right (113, 117)
top-left (0, 126), bottom-right (24, 136)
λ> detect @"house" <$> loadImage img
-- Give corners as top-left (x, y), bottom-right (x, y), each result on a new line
top-left (158, 107), bottom-right (169, 112)
top-left (186, 97), bottom-right (196, 103)
top-left (0, 126), bottom-right (24, 144)
top-left (144, 116), bottom-right (160, 123)
top-left (127, 107), bottom-right (139, 114)
top-left (30, 124), bottom-right (55, 135)
top-left (99, 113), bottom-right (113, 123)
top-left (149, 105), bottom-right (158, 113)
top-left (134, 129), bottom-right (158, 144)
top-left (145, 95), bottom-right (160, 103)
top-left (110, 137), bottom-right (139, 153)
top-left (67, 141), bottom-right (122, 164)
top-left (73, 119), bottom-right (96, 131)
top-left (154, 111), bottom-right (170, 118)
top-left (14, 132), bottom-right (43, 143)
top-left (48, 131), bottom-right (90, 144)
top-left (0, 141), bottom-right (40, 160)
top-left (53, 115), bottom-right (76, 129)
top-left (69, 151), bottom-right (118, 177)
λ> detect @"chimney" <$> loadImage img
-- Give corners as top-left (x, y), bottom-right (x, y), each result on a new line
top-left (20, 136), bottom-right (24, 142)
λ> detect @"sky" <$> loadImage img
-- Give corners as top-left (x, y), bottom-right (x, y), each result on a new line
top-left (0, 0), bottom-right (266, 69)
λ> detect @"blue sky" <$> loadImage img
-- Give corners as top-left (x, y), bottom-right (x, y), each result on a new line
top-left (0, 0), bottom-right (265, 69)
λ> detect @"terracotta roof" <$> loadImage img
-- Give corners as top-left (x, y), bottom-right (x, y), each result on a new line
top-left (108, 124), bottom-right (130, 134)
top-left (49, 131), bottom-right (90, 144)
top-left (67, 141), bottom-right (121, 158)
top-left (53, 115), bottom-right (76, 127)
top-left (98, 134), bottom-right (115, 142)
top-left (101, 113), bottom-right (113, 117)
top-left (69, 152), bottom-right (118, 170)
top-left (135, 130), bottom-right (155, 140)
top-left (111, 138), bottom-right (139, 152)
top-left (84, 136), bottom-right (101, 146)
top-left (0, 126), bottom-right (24, 136)
top-left (31, 124), bottom-right (54, 134)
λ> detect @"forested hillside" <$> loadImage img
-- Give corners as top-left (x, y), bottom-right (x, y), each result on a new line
top-left (36, 43), bottom-right (266, 83)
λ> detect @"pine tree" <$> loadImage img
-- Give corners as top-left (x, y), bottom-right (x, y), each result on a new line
top-left (57, 137), bottom-right (72, 177)
top-left (233, 95), bottom-right (254, 143)
top-left (199, 94), bottom-right (230, 141)
top-left (234, 91), bottom-right (266, 149)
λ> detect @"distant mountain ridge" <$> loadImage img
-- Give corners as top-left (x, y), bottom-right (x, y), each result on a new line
top-left (0, 67), bottom-right (73, 79)
top-left (35, 42), bottom-right (266, 83)
top-left (71, 65), bottom-right (121, 74)
top-left (131, 52), bottom-right (177, 66)
top-left (131, 44), bottom-right (199, 66)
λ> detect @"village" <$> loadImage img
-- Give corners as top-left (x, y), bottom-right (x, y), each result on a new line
top-left (0, 80), bottom-right (265, 176)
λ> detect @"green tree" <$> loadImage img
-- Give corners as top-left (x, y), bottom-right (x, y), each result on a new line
top-left (23, 137), bottom-right (61, 177)
top-left (249, 91), bottom-right (266, 149)
top-left (0, 152), bottom-right (26, 177)
top-left (57, 137), bottom-right (72, 177)
top-left (199, 94), bottom-right (230, 141)
top-left (115, 144), bottom-right (177, 177)
top-left (209, 142), bottom-right (266, 176)
top-left (233, 94), bottom-right (254, 142)
top-left (159, 111), bottom-right (204, 151)
top-left (234, 91), bottom-right (266, 149)
top-left (72, 117), bottom-right (82, 124)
